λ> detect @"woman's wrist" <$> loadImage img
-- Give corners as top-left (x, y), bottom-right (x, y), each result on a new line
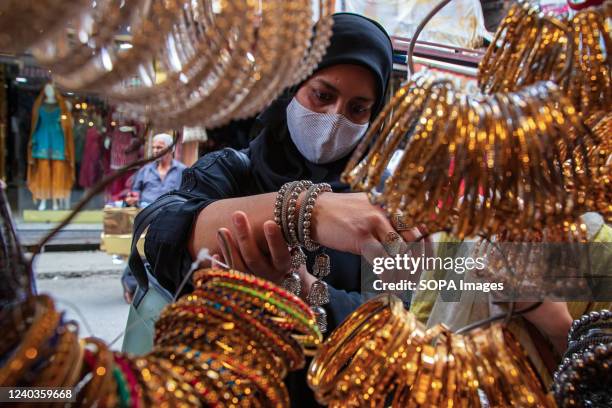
top-left (310, 191), bottom-right (334, 244)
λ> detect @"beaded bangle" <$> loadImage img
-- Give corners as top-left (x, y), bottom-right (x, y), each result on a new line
top-left (200, 282), bottom-right (322, 355)
top-left (153, 346), bottom-right (289, 407)
top-left (553, 342), bottom-right (612, 407)
top-left (210, 281), bottom-right (320, 336)
top-left (567, 309), bottom-right (612, 342)
top-left (114, 354), bottom-right (143, 408)
top-left (298, 182), bottom-right (332, 251)
top-left (156, 302), bottom-right (288, 375)
top-left (112, 365), bottom-right (132, 408)
top-left (155, 301), bottom-right (290, 378)
top-left (190, 296), bottom-right (304, 371)
top-left (274, 181), bottom-right (294, 243)
top-left (0, 295), bottom-right (61, 387)
top-left (193, 268), bottom-right (314, 318)
top-left (197, 290), bottom-right (304, 369)
top-left (285, 180), bottom-right (313, 247)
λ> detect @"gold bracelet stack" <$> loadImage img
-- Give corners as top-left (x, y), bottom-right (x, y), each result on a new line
top-left (478, 0), bottom-right (612, 119)
top-left (342, 0), bottom-right (609, 241)
top-left (1, 0), bottom-right (336, 129)
top-left (1, 268), bottom-right (321, 407)
top-left (342, 71), bottom-right (602, 241)
top-left (308, 294), bottom-right (552, 408)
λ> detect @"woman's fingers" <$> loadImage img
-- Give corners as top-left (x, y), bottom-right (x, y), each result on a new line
top-left (217, 228), bottom-right (244, 271)
top-left (399, 227), bottom-right (423, 243)
top-left (231, 211), bottom-right (272, 276)
top-left (263, 221), bottom-right (291, 273)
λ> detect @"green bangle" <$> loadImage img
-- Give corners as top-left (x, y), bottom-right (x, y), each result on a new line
top-left (213, 281), bottom-right (321, 338)
top-left (112, 365), bottom-right (131, 408)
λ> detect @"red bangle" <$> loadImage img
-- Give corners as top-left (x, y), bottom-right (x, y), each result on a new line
top-left (567, 0), bottom-right (604, 10)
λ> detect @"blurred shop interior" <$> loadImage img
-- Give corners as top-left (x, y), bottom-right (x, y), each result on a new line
top-left (0, 0), bottom-right (564, 251)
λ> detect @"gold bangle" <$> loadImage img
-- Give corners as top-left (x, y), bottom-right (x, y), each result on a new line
top-left (308, 295), bottom-right (395, 404)
top-left (0, 295), bottom-right (61, 387)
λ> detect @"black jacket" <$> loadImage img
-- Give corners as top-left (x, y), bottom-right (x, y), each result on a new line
top-left (144, 147), bottom-right (364, 407)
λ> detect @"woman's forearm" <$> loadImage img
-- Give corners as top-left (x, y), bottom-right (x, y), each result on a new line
top-left (188, 192), bottom-right (277, 259)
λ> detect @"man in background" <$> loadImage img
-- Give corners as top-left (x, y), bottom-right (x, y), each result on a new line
top-left (121, 133), bottom-right (186, 302)
top-left (125, 133), bottom-right (186, 208)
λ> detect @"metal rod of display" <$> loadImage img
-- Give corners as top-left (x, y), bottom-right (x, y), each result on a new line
top-left (393, 56), bottom-right (479, 77)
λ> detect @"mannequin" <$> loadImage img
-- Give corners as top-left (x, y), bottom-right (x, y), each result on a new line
top-left (27, 83), bottom-right (75, 210)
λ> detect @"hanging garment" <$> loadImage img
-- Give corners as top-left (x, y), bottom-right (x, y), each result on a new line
top-left (78, 126), bottom-right (104, 188)
top-left (105, 126), bottom-right (141, 200)
top-left (28, 159), bottom-right (75, 200)
top-left (107, 171), bottom-right (135, 202)
top-left (345, 0), bottom-right (489, 48)
top-left (110, 127), bottom-right (141, 169)
top-left (30, 104), bottom-right (66, 160)
top-left (73, 121), bottom-right (88, 164)
top-left (27, 87), bottom-right (74, 200)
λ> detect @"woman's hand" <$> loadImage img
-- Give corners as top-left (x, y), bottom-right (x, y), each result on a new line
top-left (310, 192), bottom-right (424, 260)
top-left (216, 211), bottom-right (292, 284)
top-left (217, 211), bottom-right (318, 299)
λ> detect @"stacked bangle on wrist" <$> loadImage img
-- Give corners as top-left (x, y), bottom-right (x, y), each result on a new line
top-left (275, 180), bottom-right (312, 296)
top-left (275, 181), bottom-right (332, 332)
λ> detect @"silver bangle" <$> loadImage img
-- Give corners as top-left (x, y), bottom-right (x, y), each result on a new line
top-left (298, 183), bottom-right (332, 251)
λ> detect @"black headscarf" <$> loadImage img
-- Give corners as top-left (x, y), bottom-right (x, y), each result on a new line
top-left (248, 13), bottom-right (393, 193)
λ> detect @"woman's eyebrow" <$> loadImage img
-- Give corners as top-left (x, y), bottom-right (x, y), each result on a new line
top-left (314, 79), bottom-right (374, 102)
top-left (353, 96), bottom-right (374, 103)
top-left (314, 78), bottom-right (339, 93)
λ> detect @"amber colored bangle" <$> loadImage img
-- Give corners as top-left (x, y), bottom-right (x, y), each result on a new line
top-left (450, 333), bottom-right (480, 407)
top-left (36, 321), bottom-right (80, 387)
top-left (79, 337), bottom-right (117, 407)
top-left (194, 293), bottom-right (305, 371)
top-left (441, 333), bottom-right (458, 408)
top-left (64, 337), bottom-right (85, 388)
top-left (500, 326), bottom-right (550, 406)
top-left (200, 281), bottom-right (321, 347)
top-left (193, 267), bottom-right (315, 318)
top-left (153, 346), bottom-right (289, 407)
top-left (429, 335), bottom-right (450, 405)
top-left (308, 295), bottom-right (395, 404)
top-left (0, 298), bottom-right (37, 358)
top-left (485, 324), bottom-right (525, 406)
top-left (329, 297), bottom-right (410, 406)
top-left (0, 295), bottom-right (61, 387)
top-left (155, 308), bottom-right (286, 380)
top-left (467, 327), bottom-right (504, 406)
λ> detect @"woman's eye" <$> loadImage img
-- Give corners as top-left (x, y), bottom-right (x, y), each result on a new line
top-left (314, 90), bottom-right (333, 102)
top-left (352, 105), bottom-right (368, 114)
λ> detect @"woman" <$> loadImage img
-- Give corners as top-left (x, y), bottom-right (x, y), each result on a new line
top-left (144, 13), bottom-right (403, 407)
top-left (145, 13), bottom-right (401, 323)
top-left (144, 12), bottom-right (576, 404)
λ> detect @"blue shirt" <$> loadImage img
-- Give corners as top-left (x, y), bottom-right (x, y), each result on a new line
top-left (131, 159), bottom-right (186, 206)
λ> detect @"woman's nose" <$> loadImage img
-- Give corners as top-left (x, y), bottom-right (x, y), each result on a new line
top-left (327, 100), bottom-right (347, 117)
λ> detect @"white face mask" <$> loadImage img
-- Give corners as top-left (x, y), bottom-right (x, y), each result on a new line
top-left (286, 97), bottom-right (369, 164)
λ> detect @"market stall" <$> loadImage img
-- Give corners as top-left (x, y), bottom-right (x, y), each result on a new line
top-left (0, 0), bottom-right (610, 407)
